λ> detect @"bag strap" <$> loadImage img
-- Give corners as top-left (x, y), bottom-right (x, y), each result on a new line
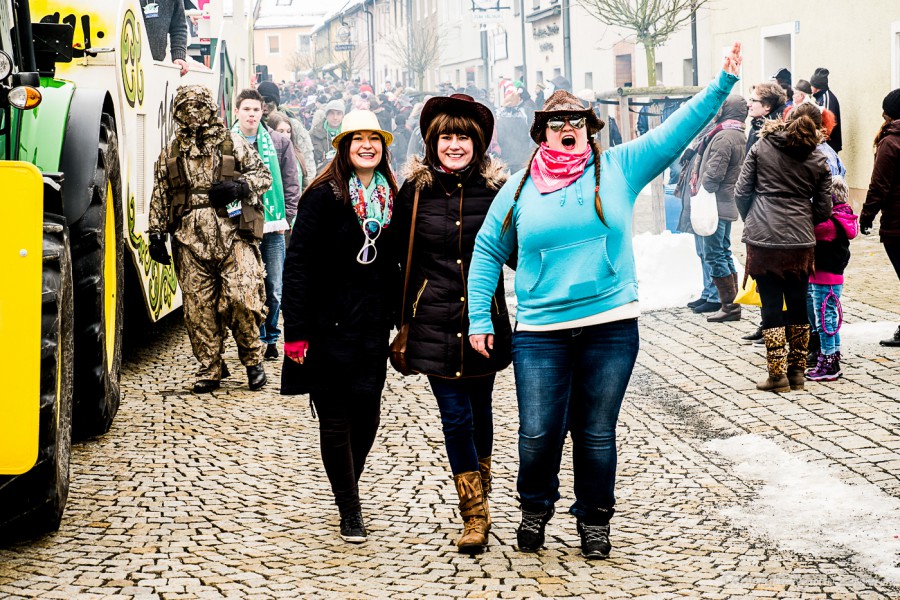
top-left (399, 188), bottom-right (420, 326)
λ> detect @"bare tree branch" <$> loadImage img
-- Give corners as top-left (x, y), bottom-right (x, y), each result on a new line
top-left (384, 18), bottom-right (443, 88)
top-left (576, 0), bottom-right (708, 84)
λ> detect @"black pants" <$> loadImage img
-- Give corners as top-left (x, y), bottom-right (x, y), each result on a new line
top-left (311, 387), bottom-right (382, 516)
top-left (756, 274), bottom-right (808, 329)
top-left (884, 242), bottom-right (900, 279)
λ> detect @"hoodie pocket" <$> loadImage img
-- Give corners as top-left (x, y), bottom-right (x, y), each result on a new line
top-left (526, 236), bottom-right (618, 305)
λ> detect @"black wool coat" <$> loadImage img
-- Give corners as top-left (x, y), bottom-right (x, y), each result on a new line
top-left (393, 156), bottom-right (513, 379)
top-left (280, 179), bottom-right (402, 395)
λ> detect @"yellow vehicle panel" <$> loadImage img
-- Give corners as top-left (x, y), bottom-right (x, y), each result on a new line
top-left (0, 162), bottom-right (45, 474)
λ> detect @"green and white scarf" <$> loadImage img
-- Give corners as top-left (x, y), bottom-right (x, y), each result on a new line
top-left (232, 123), bottom-right (288, 232)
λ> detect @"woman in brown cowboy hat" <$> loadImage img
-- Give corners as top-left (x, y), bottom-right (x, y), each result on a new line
top-left (392, 93), bottom-right (512, 554)
top-left (467, 43), bottom-right (744, 560)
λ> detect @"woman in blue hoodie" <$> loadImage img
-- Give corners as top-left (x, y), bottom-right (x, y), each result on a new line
top-left (466, 43), bottom-right (743, 560)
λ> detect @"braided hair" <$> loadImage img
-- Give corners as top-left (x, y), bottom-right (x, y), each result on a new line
top-left (500, 139), bottom-right (607, 236)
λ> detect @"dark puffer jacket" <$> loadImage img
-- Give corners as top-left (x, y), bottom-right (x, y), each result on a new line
top-left (697, 94), bottom-right (748, 222)
top-left (860, 120), bottom-right (900, 241)
top-left (393, 156), bottom-right (512, 379)
top-left (735, 121), bottom-right (833, 249)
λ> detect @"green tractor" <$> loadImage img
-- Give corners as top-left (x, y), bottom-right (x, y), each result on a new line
top-left (0, 0), bottom-right (248, 538)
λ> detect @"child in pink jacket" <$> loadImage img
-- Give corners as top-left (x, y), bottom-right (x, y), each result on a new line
top-left (807, 176), bottom-right (858, 381)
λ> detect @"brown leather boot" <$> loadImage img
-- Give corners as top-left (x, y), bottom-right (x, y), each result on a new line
top-left (454, 471), bottom-right (489, 554)
top-left (478, 456), bottom-right (492, 527)
top-left (707, 275), bottom-right (741, 322)
top-left (758, 327), bottom-right (790, 392)
top-left (786, 324), bottom-right (810, 391)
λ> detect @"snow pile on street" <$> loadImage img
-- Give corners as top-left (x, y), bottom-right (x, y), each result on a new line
top-left (836, 321), bottom-right (898, 353)
top-left (706, 434), bottom-right (900, 584)
top-left (633, 231), bottom-right (744, 311)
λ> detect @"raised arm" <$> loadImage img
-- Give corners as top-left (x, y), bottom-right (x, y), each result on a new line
top-left (617, 42), bottom-right (742, 195)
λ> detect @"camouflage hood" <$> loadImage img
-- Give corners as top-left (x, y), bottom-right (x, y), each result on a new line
top-left (172, 85), bottom-right (228, 158)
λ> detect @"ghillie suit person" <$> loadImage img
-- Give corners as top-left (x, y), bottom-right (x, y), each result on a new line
top-left (148, 85), bottom-right (273, 393)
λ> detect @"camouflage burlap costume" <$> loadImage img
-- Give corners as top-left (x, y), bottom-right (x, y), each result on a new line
top-left (149, 85), bottom-right (273, 382)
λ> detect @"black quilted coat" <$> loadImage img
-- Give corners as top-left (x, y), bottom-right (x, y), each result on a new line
top-left (393, 156), bottom-right (513, 379)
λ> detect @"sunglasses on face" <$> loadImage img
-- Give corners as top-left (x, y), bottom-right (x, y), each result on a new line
top-left (547, 116), bottom-right (586, 131)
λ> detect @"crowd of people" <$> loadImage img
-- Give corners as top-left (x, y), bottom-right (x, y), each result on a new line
top-left (144, 40), bottom-right (900, 560)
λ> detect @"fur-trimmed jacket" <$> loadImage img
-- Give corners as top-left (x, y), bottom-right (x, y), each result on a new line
top-left (393, 156), bottom-right (513, 379)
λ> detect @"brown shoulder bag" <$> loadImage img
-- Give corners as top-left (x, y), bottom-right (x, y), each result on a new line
top-left (389, 188), bottom-right (420, 376)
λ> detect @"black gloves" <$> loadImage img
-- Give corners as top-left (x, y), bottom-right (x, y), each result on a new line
top-left (148, 232), bottom-right (171, 265)
top-left (209, 179), bottom-right (251, 209)
top-left (860, 216), bottom-right (873, 236)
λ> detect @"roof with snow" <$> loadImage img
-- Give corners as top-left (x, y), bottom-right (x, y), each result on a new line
top-left (311, 0), bottom-right (366, 34)
top-left (255, 0), bottom-right (327, 30)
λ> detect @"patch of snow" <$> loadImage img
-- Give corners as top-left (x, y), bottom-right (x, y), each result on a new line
top-left (706, 434), bottom-right (900, 584)
top-left (633, 231), bottom-right (744, 311)
top-left (836, 321), bottom-right (898, 354)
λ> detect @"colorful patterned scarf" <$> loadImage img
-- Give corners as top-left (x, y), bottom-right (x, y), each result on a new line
top-left (530, 143), bottom-right (593, 194)
top-left (232, 123), bottom-right (287, 232)
top-left (349, 170), bottom-right (393, 232)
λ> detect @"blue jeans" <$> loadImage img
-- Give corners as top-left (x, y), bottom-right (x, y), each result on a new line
top-left (259, 232), bottom-right (285, 345)
top-left (809, 283), bottom-right (843, 355)
top-left (511, 319), bottom-right (639, 519)
top-left (701, 220), bottom-right (736, 279)
top-left (428, 375), bottom-right (495, 475)
top-left (694, 234), bottom-right (718, 301)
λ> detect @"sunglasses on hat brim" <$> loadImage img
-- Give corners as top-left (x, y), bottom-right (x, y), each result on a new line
top-left (546, 116), bottom-right (587, 132)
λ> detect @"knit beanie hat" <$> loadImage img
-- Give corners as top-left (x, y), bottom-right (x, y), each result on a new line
top-left (883, 88), bottom-right (900, 120)
top-left (257, 81), bottom-right (281, 106)
top-left (810, 68), bottom-right (829, 90)
top-left (831, 176), bottom-right (849, 205)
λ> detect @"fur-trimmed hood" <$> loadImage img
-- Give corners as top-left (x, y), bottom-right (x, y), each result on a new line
top-left (401, 154), bottom-right (509, 192)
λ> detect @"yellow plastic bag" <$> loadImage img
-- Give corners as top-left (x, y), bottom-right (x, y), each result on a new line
top-left (734, 275), bottom-right (761, 307)
top-left (735, 276), bottom-right (787, 310)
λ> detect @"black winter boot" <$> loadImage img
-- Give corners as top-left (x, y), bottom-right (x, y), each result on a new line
top-left (247, 364), bottom-right (267, 390)
top-left (577, 507), bottom-right (615, 559)
top-left (516, 506), bottom-right (554, 553)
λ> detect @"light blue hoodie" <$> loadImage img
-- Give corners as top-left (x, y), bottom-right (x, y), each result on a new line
top-left (467, 70), bottom-right (740, 334)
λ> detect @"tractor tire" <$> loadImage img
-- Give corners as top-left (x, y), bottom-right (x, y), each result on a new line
top-left (0, 216), bottom-right (74, 539)
top-left (70, 114), bottom-right (124, 440)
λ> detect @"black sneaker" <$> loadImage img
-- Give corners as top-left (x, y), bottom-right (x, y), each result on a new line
top-left (741, 325), bottom-right (763, 342)
top-left (577, 521), bottom-right (612, 559)
top-left (516, 506), bottom-right (554, 552)
top-left (339, 511), bottom-right (367, 543)
top-left (264, 343), bottom-right (279, 360)
top-left (880, 326), bottom-right (900, 347)
top-left (686, 297), bottom-right (707, 309)
top-left (692, 301), bottom-right (721, 313)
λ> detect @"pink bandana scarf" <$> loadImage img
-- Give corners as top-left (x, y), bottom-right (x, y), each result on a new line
top-left (530, 143), bottom-right (593, 194)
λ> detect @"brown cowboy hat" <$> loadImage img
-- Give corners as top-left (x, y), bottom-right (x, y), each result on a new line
top-left (530, 89), bottom-right (604, 143)
top-left (419, 93), bottom-right (495, 139)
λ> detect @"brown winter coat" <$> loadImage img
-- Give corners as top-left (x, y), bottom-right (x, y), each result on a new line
top-left (393, 155), bottom-right (512, 379)
top-left (697, 94), bottom-right (748, 222)
top-left (735, 121), bottom-right (833, 250)
top-left (860, 120), bottom-right (900, 241)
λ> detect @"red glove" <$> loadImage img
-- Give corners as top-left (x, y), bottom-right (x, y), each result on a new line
top-left (284, 340), bottom-right (309, 363)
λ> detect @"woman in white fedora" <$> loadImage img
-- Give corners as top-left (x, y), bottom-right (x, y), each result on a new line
top-left (281, 110), bottom-right (401, 544)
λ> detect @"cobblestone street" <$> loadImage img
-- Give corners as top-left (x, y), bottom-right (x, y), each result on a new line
top-left (1, 231), bottom-right (900, 599)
